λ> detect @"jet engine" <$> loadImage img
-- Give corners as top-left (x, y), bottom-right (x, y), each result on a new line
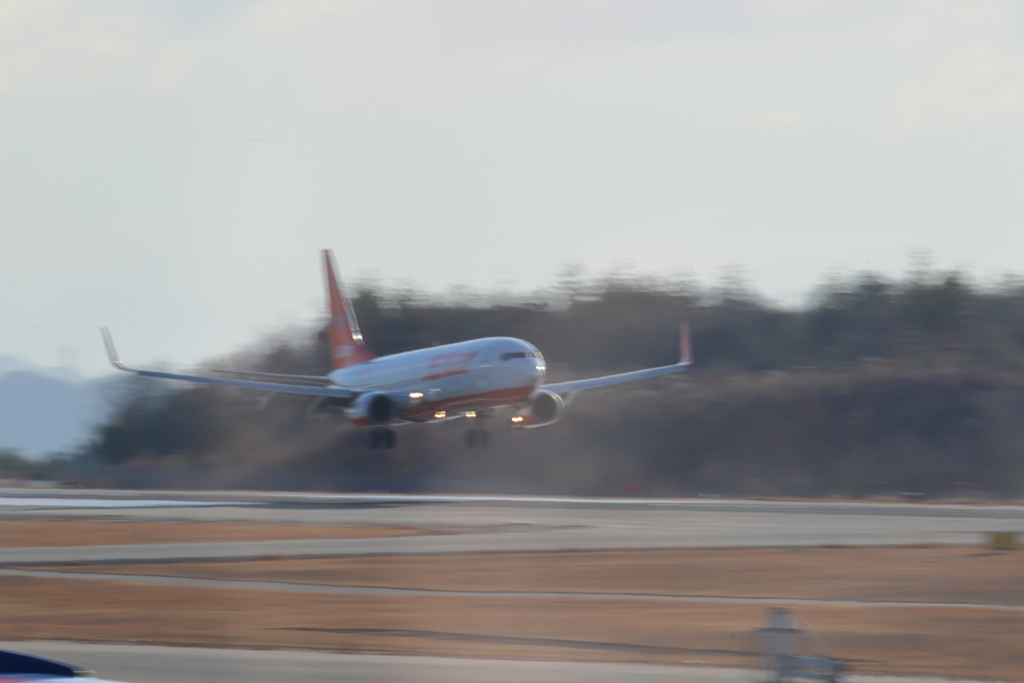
top-left (347, 392), bottom-right (397, 425)
top-left (528, 390), bottom-right (565, 426)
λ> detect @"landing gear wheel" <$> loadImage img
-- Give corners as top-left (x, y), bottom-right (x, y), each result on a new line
top-left (370, 428), bottom-right (396, 449)
top-left (464, 428), bottom-right (490, 448)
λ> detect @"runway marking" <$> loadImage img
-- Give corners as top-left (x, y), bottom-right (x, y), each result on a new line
top-left (0, 497), bottom-right (255, 509)
top-left (216, 492), bottom-right (1024, 511)
top-left (4, 568), bottom-right (1022, 612)
top-left (2, 490), bottom-right (1023, 520)
top-left (286, 627), bottom-right (753, 657)
top-left (109, 492), bottom-right (1024, 519)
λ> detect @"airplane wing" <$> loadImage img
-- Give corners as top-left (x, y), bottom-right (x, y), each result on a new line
top-left (540, 322), bottom-right (692, 394)
top-left (208, 368), bottom-right (333, 386)
top-left (540, 363), bottom-right (688, 393)
top-left (101, 328), bottom-right (358, 401)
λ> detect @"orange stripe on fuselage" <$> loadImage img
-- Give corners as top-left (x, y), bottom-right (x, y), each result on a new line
top-left (351, 385), bottom-right (535, 426)
top-left (421, 368), bottom-right (471, 381)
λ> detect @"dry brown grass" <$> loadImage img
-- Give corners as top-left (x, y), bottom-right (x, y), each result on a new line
top-left (12, 543), bottom-right (1024, 678)
top-left (58, 545), bottom-right (1024, 606)
top-left (0, 573), bottom-right (1021, 680)
top-left (0, 520), bottom-right (425, 546)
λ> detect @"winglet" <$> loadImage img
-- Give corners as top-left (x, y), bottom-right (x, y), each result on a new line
top-left (100, 327), bottom-right (132, 372)
top-left (679, 321), bottom-right (693, 366)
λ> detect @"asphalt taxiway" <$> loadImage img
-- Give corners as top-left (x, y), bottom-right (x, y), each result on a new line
top-left (0, 641), bottom-right (995, 683)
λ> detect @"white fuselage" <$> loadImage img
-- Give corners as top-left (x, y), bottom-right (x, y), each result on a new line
top-left (329, 337), bottom-right (546, 421)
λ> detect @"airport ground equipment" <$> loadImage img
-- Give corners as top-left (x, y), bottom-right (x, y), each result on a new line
top-left (758, 608), bottom-right (845, 683)
top-left (987, 531), bottom-right (1020, 550)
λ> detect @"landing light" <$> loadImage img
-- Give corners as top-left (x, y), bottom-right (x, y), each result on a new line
top-left (465, 411), bottom-right (477, 418)
top-left (434, 410), bottom-right (447, 419)
top-left (409, 391), bottom-right (424, 399)
top-left (511, 415), bottom-right (524, 423)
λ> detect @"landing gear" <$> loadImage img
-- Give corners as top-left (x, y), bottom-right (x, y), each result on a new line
top-left (369, 428), bottom-right (396, 449)
top-left (464, 428), bottom-right (490, 448)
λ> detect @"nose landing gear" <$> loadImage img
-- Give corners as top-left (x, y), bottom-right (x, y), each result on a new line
top-left (464, 411), bottom-right (492, 448)
top-left (369, 428), bottom-right (396, 449)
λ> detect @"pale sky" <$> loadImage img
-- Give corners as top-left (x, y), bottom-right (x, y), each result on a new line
top-left (3, 0), bottom-right (1024, 376)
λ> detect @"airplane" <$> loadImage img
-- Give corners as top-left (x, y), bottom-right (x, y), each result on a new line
top-left (102, 250), bottom-right (692, 449)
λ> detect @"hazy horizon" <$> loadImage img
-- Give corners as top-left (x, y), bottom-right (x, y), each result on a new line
top-left (4, 0), bottom-right (1024, 375)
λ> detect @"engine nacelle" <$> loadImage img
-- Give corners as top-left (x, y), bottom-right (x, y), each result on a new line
top-left (528, 390), bottom-right (565, 426)
top-left (347, 392), bottom-right (397, 425)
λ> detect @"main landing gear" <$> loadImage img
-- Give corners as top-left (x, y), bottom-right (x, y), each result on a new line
top-left (369, 428), bottom-right (396, 449)
top-left (464, 427), bottom-right (490, 448)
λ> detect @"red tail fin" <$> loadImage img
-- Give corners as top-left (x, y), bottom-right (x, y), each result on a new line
top-left (323, 250), bottom-right (376, 370)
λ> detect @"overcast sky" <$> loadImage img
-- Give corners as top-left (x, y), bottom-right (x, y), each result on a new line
top-left (3, 0), bottom-right (1024, 376)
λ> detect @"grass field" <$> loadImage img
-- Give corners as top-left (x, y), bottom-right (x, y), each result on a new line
top-left (53, 545), bottom-right (1024, 606)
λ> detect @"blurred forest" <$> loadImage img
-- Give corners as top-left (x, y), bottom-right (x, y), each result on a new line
top-left (13, 265), bottom-right (1024, 498)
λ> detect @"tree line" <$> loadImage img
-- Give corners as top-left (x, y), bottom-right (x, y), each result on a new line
top-left (10, 266), bottom-right (1024, 498)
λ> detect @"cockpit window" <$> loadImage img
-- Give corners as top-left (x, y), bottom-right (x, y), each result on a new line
top-left (501, 351), bottom-right (541, 361)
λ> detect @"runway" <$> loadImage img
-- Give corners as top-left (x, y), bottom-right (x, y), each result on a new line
top-left (0, 641), bottom-right (993, 683)
top-left (0, 490), bottom-right (1021, 566)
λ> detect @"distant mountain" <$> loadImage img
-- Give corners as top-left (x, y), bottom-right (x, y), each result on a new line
top-left (0, 358), bottom-right (113, 457)
top-left (0, 355), bottom-right (84, 385)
